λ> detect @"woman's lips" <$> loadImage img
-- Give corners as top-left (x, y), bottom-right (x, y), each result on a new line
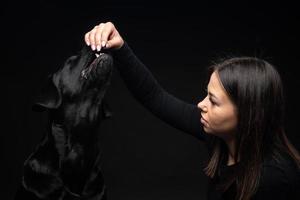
top-left (200, 116), bottom-right (208, 126)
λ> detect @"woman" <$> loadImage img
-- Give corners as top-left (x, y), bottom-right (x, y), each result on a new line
top-left (84, 22), bottom-right (300, 200)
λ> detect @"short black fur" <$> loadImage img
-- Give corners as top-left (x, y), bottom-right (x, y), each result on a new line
top-left (15, 45), bottom-right (113, 200)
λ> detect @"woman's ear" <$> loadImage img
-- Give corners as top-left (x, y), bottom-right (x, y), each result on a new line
top-left (32, 75), bottom-right (62, 112)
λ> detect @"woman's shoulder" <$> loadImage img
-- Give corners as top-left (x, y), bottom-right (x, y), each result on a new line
top-left (259, 153), bottom-right (300, 190)
top-left (252, 154), bottom-right (300, 198)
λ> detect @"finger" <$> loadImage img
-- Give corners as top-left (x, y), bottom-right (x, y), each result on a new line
top-left (95, 23), bottom-right (105, 51)
top-left (106, 34), bottom-right (123, 49)
top-left (84, 32), bottom-right (91, 46)
top-left (88, 26), bottom-right (98, 50)
top-left (101, 22), bottom-right (114, 48)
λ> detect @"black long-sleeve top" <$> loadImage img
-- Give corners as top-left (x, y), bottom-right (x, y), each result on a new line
top-left (112, 42), bottom-right (300, 200)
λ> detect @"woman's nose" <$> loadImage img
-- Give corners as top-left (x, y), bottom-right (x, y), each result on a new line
top-left (197, 97), bottom-right (207, 112)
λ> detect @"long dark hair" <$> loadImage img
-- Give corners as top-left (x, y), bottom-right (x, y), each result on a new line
top-left (204, 57), bottom-right (300, 200)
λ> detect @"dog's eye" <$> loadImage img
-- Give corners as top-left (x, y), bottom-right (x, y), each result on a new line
top-left (65, 55), bottom-right (79, 65)
top-left (65, 56), bottom-right (80, 71)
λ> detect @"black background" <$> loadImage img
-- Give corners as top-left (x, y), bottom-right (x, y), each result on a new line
top-left (1, 0), bottom-right (300, 199)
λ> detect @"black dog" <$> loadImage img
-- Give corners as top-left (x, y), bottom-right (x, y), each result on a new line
top-left (15, 45), bottom-right (113, 199)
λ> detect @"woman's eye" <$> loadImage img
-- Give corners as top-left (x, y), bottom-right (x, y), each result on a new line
top-left (209, 98), bottom-right (217, 106)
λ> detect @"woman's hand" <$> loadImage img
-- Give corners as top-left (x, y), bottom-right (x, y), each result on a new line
top-left (84, 22), bottom-right (124, 52)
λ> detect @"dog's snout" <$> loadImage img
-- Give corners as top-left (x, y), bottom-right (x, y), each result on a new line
top-left (80, 53), bottom-right (112, 80)
top-left (95, 53), bottom-right (104, 58)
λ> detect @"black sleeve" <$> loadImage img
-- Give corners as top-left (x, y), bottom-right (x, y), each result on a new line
top-left (112, 42), bottom-right (206, 141)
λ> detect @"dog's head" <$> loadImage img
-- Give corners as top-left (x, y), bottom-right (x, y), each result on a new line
top-left (33, 45), bottom-right (113, 126)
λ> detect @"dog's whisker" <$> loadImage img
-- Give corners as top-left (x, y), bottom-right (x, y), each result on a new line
top-left (81, 70), bottom-right (88, 79)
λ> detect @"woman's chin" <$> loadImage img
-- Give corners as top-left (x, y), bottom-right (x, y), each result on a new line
top-left (202, 126), bottom-right (211, 133)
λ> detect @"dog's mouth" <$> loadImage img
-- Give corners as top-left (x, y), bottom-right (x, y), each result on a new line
top-left (80, 52), bottom-right (110, 80)
top-left (80, 52), bottom-right (100, 80)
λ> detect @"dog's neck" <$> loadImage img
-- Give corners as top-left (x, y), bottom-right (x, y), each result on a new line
top-left (50, 102), bottom-right (103, 126)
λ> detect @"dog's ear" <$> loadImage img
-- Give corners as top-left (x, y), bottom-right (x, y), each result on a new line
top-left (32, 75), bottom-right (62, 111)
top-left (101, 101), bottom-right (112, 119)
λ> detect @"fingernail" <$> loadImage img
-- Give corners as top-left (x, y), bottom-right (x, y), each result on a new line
top-left (96, 45), bottom-right (101, 51)
top-left (101, 41), bottom-right (106, 47)
top-left (91, 45), bottom-right (95, 50)
top-left (86, 41), bottom-right (90, 46)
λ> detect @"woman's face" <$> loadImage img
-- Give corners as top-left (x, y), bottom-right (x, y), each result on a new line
top-left (198, 71), bottom-right (238, 139)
